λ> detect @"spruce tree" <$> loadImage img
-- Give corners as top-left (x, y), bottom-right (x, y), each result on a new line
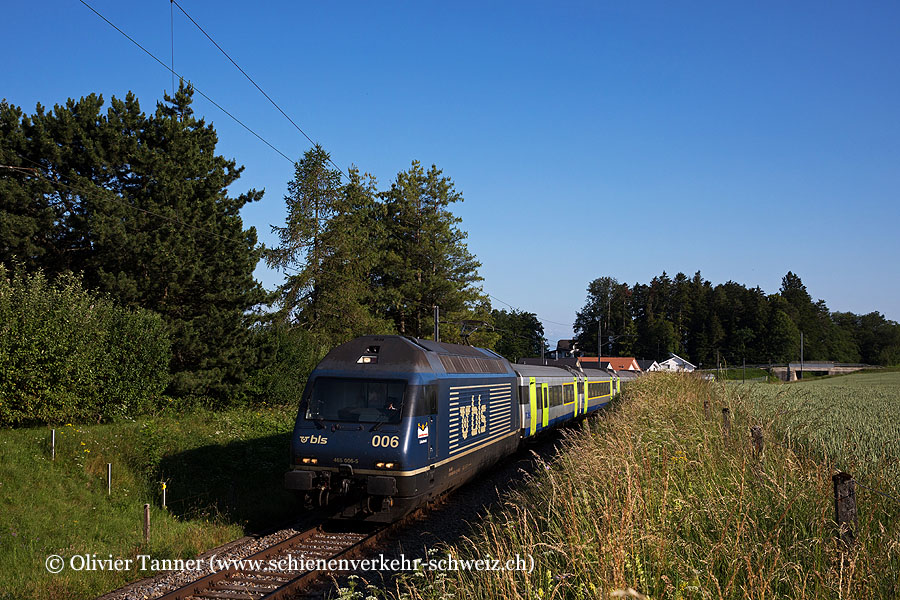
top-left (266, 148), bottom-right (391, 344)
top-left (377, 161), bottom-right (485, 339)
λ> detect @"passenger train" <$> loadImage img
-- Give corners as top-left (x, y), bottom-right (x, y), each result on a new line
top-left (284, 335), bottom-right (620, 521)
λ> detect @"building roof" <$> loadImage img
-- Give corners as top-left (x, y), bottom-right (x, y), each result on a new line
top-left (579, 356), bottom-right (639, 371)
top-left (636, 359), bottom-right (659, 371)
top-left (659, 354), bottom-right (697, 369)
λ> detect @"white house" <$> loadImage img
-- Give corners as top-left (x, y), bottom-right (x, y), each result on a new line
top-left (658, 354), bottom-right (696, 372)
top-left (636, 359), bottom-right (661, 372)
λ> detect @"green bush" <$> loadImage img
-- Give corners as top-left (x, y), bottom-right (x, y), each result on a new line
top-left (244, 323), bottom-right (329, 406)
top-left (0, 265), bottom-right (170, 425)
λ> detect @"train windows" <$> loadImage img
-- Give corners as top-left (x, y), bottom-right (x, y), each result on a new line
top-left (306, 377), bottom-right (406, 423)
top-left (588, 381), bottom-right (611, 398)
top-left (549, 385), bottom-right (563, 407)
top-left (563, 385), bottom-right (575, 404)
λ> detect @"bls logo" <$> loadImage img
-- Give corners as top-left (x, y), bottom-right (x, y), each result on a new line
top-left (298, 435), bottom-right (328, 445)
top-left (460, 394), bottom-right (488, 440)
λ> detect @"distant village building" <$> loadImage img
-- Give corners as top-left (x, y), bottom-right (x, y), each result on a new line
top-left (637, 359), bottom-right (661, 372)
top-left (548, 339), bottom-right (578, 359)
top-left (579, 356), bottom-right (640, 371)
top-left (658, 354), bottom-right (697, 372)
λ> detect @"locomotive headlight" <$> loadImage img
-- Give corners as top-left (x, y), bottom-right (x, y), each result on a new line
top-left (300, 457), bottom-right (318, 465)
top-left (375, 461), bottom-right (397, 469)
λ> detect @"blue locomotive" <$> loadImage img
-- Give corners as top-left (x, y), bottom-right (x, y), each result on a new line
top-left (284, 335), bottom-right (619, 521)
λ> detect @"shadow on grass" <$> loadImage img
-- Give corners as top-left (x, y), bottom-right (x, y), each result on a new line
top-left (157, 432), bottom-right (299, 533)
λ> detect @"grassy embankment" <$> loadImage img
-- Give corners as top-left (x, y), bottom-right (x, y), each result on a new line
top-left (388, 373), bottom-right (899, 599)
top-left (0, 403), bottom-right (299, 600)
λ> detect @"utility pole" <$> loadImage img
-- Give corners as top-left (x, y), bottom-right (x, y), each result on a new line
top-left (433, 306), bottom-right (440, 342)
top-left (717, 349), bottom-right (720, 381)
top-left (597, 318), bottom-right (602, 361)
top-left (800, 331), bottom-right (804, 380)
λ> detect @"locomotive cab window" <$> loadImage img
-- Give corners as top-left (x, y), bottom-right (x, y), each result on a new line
top-left (306, 377), bottom-right (406, 424)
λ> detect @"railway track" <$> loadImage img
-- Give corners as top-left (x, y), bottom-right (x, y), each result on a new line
top-left (156, 521), bottom-right (386, 600)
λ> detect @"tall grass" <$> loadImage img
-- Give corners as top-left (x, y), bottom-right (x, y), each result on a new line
top-left (391, 374), bottom-right (900, 600)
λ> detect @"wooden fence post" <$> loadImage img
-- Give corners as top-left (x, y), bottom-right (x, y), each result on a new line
top-left (51, 429), bottom-right (56, 461)
top-left (832, 472), bottom-right (857, 547)
top-left (703, 400), bottom-right (710, 420)
top-left (143, 504), bottom-right (150, 543)
top-left (750, 426), bottom-right (763, 458)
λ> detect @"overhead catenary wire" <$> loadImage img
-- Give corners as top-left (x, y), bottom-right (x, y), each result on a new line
top-left (8, 160), bottom-right (558, 346)
top-left (488, 293), bottom-right (572, 330)
top-left (77, 0), bottom-right (294, 164)
top-left (169, 0), bottom-right (350, 181)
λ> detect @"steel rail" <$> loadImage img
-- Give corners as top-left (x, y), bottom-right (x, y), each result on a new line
top-left (156, 521), bottom-right (389, 600)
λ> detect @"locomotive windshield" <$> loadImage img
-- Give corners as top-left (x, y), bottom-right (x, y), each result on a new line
top-left (306, 377), bottom-right (406, 424)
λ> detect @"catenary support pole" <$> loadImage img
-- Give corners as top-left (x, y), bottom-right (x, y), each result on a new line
top-left (433, 306), bottom-right (439, 342)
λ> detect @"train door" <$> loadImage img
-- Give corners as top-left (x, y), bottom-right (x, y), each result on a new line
top-left (528, 378), bottom-right (537, 436)
top-left (573, 377), bottom-right (579, 418)
top-left (541, 383), bottom-right (549, 428)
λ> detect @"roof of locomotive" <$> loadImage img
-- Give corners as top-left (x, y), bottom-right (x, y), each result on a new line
top-left (312, 335), bottom-right (513, 376)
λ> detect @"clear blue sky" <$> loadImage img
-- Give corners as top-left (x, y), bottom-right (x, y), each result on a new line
top-left (4, 1), bottom-right (899, 344)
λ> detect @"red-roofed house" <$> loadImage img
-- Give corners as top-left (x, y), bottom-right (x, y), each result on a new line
top-left (578, 356), bottom-right (640, 371)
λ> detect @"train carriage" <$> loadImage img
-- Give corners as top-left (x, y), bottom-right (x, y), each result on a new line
top-left (284, 335), bottom-right (620, 521)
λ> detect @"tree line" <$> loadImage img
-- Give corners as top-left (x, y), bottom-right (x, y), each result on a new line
top-left (4, 85), bottom-right (896, 424)
top-left (573, 272), bottom-right (900, 367)
top-left (0, 84), bottom-right (500, 421)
